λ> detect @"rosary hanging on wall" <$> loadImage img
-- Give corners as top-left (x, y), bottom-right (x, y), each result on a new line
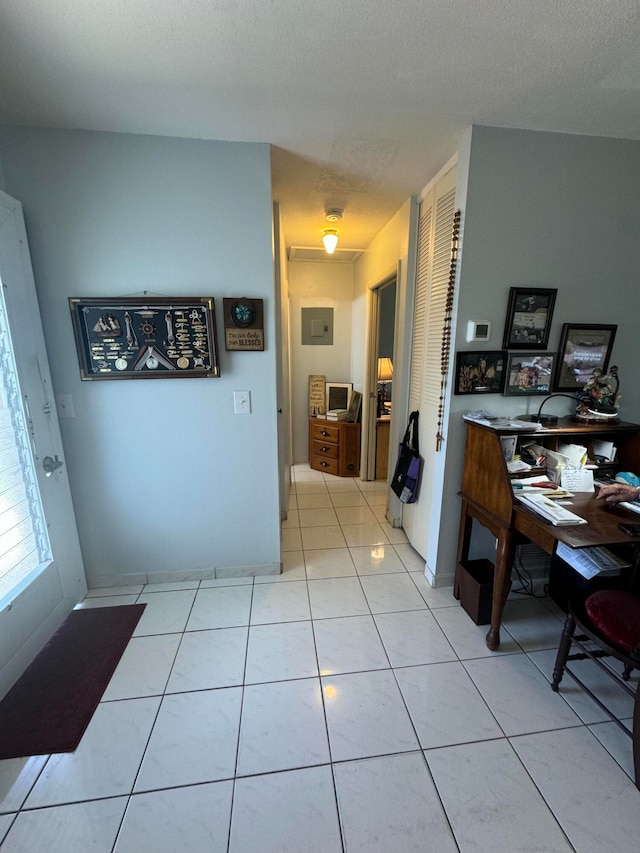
top-left (436, 209), bottom-right (461, 450)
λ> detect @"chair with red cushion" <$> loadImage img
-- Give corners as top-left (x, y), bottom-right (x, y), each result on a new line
top-left (551, 589), bottom-right (640, 789)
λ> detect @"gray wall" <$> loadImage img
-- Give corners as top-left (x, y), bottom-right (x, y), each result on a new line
top-left (433, 125), bottom-right (640, 579)
top-left (0, 127), bottom-right (280, 584)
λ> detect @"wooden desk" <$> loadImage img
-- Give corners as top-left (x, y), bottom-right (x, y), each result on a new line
top-left (455, 418), bottom-right (640, 650)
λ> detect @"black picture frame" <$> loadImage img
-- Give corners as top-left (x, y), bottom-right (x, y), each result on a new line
top-left (554, 323), bottom-right (617, 392)
top-left (502, 287), bottom-right (557, 349)
top-left (504, 351), bottom-right (555, 396)
top-left (454, 350), bottom-right (506, 395)
top-left (69, 296), bottom-right (220, 380)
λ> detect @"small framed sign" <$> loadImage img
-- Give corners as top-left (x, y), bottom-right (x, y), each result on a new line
top-left (223, 297), bottom-right (264, 351)
top-left (308, 375), bottom-right (326, 416)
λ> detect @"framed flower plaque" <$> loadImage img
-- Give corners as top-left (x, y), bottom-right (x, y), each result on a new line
top-left (223, 297), bottom-right (264, 351)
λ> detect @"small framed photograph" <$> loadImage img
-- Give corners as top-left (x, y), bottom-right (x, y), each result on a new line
top-left (502, 287), bottom-right (557, 349)
top-left (454, 351), bottom-right (506, 395)
top-left (325, 382), bottom-right (353, 412)
top-left (505, 352), bottom-right (555, 396)
top-left (346, 390), bottom-right (362, 423)
top-left (554, 324), bottom-right (617, 391)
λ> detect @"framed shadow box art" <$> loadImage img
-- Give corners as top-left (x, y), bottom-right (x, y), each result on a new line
top-left (554, 324), bottom-right (617, 392)
top-left (455, 351), bottom-right (506, 395)
top-left (505, 352), bottom-right (555, 396)
top-left (502, 287), bottom-right (557, 349)
top-left (69, 296), bottom-right (220, 380)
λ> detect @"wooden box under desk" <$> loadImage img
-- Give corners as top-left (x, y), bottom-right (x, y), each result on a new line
top-left (456, 417), bottom-right (640, 650)
top-left (309, 418), bottom-right (361, 477)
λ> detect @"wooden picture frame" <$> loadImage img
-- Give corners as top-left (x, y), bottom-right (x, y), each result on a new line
top-left (502, 287), bottom-right (557, 349)
top-left (69, 296), bottom-right (219, 380)
top-left (504, 351), bottom-right (555, 396)
top-left (554, 323), bottom-right (617, 391)
top-left (454, 351), bottom-right (506, 395)
top-left (346, 390), bottom-right (362, 423)
top-left (325, 382), bottom-right (352, 412)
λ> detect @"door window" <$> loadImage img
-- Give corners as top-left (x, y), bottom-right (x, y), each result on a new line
top-left (0, 285), bottom-right (51, 604)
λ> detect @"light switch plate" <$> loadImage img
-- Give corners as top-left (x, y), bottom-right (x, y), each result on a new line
top-left (55, 393), bottom-right (75, 418)
top-left (466, 320), bottom-right (491, 343)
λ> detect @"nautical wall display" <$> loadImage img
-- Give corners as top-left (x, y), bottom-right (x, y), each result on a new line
top-left (69, 296), bottom-right (220, 380)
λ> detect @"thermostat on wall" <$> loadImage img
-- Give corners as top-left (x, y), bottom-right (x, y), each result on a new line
top-left (466, 320), bottom-right (491, 343)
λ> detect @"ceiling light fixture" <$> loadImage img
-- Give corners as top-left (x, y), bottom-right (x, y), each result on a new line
top-left (322, 208), bottom-right (343, 254)
top-left (322, 229), bottom-right (339, 254)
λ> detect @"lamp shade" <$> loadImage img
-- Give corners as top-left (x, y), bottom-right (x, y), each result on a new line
top-left (377, 357), bottom-right (393, 382)
top-left (322, 229), bottom-right (338, 254)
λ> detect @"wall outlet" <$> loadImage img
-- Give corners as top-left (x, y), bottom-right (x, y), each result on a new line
top-left (55, 393), bottom-right (75, 418)
top-left (234, 390), bottom-right (251, 414)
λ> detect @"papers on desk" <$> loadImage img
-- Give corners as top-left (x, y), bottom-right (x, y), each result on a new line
top-left (618, 500), bottom-right (640, 515)
top-left (560, 468), bottom-right (595, 493)
top-left (556, 541), bottom-right (628, 579)
top-left (463, 412), bottom-right (543, 430)
top-left (516, 493), bottom-right (587, 526)
top-left (507, 459), bottom-right (532, 474)
top-left (591, 439), bottom-right (617, 463)
top-left (558, 443), bottom-right (588, 468)
top-left (510, 476), bottom-right (573, 498)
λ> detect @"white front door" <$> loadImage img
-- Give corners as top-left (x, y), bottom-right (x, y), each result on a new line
top-left (0, 191), bottom-right (85, 697)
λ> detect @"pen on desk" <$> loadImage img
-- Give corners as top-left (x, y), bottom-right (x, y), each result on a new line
top-left (511, 482), bottom-right (558, 489)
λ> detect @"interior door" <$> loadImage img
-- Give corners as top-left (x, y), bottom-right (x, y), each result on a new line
top-left (273, 202), bottom-right (292, 519)
top-left (0, 190), bottom-right (85, 698)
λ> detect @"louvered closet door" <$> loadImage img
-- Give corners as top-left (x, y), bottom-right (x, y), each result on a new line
top-left (402, 167), bottom-right (457, 559)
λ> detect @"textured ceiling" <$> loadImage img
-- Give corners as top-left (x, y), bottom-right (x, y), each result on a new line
top-left (1, 1), bottom-right (640, 253)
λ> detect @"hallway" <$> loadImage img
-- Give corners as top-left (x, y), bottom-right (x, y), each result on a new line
top-left (0, 464), bottom-right (639, 851)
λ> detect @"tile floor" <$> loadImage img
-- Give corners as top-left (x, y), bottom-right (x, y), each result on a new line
top-left (1, 463), bottom-right (640, 851)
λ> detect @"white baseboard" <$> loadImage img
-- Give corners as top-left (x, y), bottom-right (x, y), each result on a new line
top-left (88, 562), bottom-right (281, 588)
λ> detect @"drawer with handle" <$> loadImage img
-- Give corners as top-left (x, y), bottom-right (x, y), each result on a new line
top-left (311, 439), bottom-right (339, 459)
top-left (310, 455), bottom-right (339, 475)
top-left (310, 421), bottom-right (340, 443)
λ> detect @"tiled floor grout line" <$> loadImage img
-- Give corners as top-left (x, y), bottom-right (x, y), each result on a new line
top-left (3, 468), bottom-right (637, 848)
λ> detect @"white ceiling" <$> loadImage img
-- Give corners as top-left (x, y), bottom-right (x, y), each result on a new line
top-left (1, 1), bottom-right (640, 253)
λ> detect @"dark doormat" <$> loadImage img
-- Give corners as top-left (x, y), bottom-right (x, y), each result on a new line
top-left (0, 603), bottom-right (145, 760)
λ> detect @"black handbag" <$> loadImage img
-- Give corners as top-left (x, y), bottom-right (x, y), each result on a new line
top-left (391, 411), bottom-right (422, 503)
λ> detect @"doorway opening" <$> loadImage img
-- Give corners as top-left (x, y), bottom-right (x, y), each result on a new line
top-left (367, 276), bottom-right (396, 481)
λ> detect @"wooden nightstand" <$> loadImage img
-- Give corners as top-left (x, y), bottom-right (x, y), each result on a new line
top-left (309, 418), bottom-right (360, 477)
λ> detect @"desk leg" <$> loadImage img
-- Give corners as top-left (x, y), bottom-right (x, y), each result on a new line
top-left (454, 500), bottom-right (473, 600)
top-left (486, 530), bottom-right (516, 651)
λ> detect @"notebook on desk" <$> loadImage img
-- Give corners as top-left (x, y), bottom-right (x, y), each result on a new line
top-left (517, 493), bottom-right (587, 526)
